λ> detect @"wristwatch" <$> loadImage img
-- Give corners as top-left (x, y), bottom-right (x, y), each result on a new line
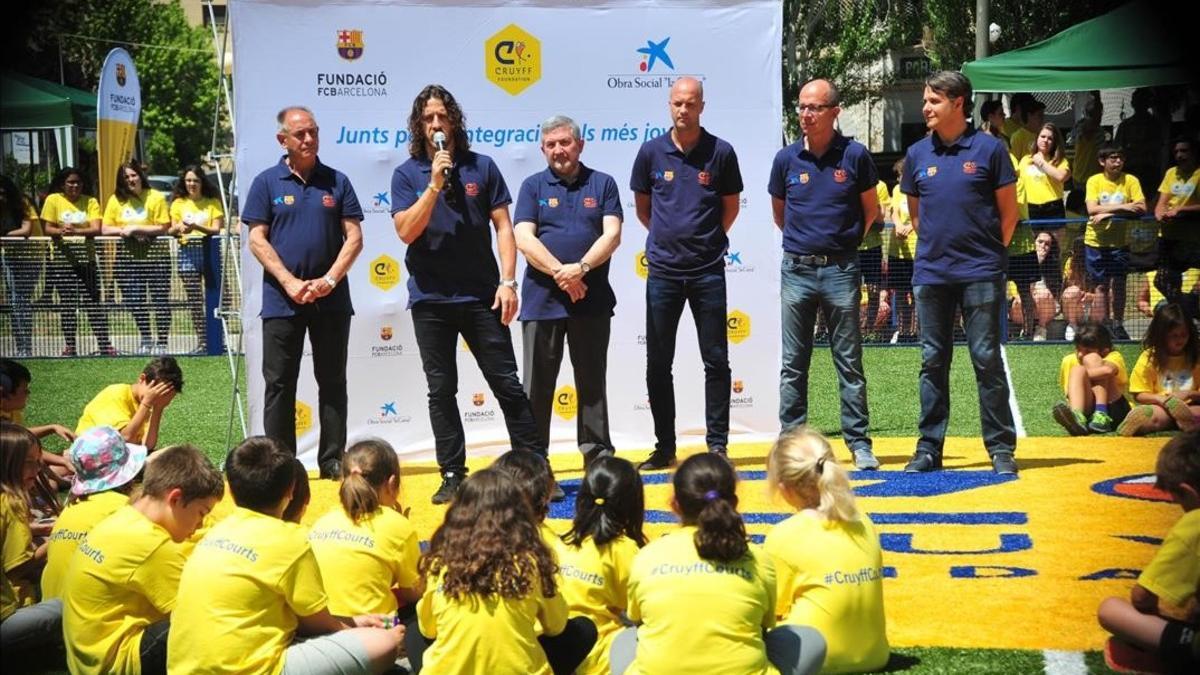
top-left (580, 261), bottom-right (591, 275)
top-left (500, 279), bottom-right (518, 290)
top-left (323, 275), bottom-right (337, 289)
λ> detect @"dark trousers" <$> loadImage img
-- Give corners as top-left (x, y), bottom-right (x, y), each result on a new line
top-left (262, 312), bottom-right (351, 471)
top-left (139, 619), bottom-right (170, 675)
top-left (116, 242), bottom-right (171, 347)
top-left (406, 615), bottom-right (596, 675)
top-left (645, 271), bottom-right (730, 454)
top-left (48, 250), bottom-right (113, 352)
top-left (412, 301), bottom-right (544, 476)
top-left (521, 316), bottom-right (614, 456)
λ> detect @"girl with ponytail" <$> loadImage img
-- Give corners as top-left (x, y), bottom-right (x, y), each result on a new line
top-left (764, 426), bottom-right (889, 673)
top-left (559, 456), bottom-right (646, 675)
top-left (612, 453), bottom-right (827, 675)
top-left (309, 439), bottom-right (421, 617)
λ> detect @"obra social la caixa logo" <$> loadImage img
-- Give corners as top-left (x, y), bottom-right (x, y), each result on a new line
top-left (369, 401), bottom-right (410, 426)
top-left (316, 29), bottom-right (389, 98)
top-left (608, 36), bottom-right (704, 91)
top-left (485, 24), bottom-right (541, 96)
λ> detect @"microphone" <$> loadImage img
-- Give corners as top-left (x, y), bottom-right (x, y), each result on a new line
top-left (433, 131), bottom-right (450, 179)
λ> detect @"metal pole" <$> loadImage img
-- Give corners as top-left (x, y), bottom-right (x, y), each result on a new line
top-left (975, 0), bottom-right (990, 60)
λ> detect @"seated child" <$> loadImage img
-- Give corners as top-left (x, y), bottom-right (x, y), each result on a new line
top-left (611, 453), bottom-right (827, 675)
top-left (559, 455), bottom-right (647, 675)
top-left (764, 426), bottom-right (889, 674)
top-left (61, 442), bottom-right (222, 675)
top-left (1052, 323), bottom-right (1130, 435)
top-left (75, 357), bottom-right (182, 450)
top-left (1098, 431), bottom-right (1200, 674)
top-left (416, 468), bottom-right (594, 675)
top-left (493, 450), bottom-right (568, 560)
top-left (282, 458), bottom-right (311, 524)
top-left (42, 426), bottom-right (146, 600)
top-left (167, 436), bottom-right (402, 675)
top-left (1120, 304), bottom-right (1200, 436)
top-left (2, 358), bottom-right (78, 491)
top-left (0, 423), bottom-right (61, 666)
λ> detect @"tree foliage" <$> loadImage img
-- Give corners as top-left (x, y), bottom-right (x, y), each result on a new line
top-left (5, 0), bottom-right (224, 173)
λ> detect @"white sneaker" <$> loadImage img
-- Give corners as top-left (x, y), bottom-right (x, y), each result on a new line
top-left (1033, 326), bottom-right (1047, 341)
top-left (1064, 325), bottom-right (1076, 341)
top-left (890, 330), bottom-right (900, 344)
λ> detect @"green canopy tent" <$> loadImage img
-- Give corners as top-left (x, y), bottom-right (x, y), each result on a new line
top-left (1, 71), bottom-right (97, 176)
top-left (961, 2), bottom-right (1192, 93)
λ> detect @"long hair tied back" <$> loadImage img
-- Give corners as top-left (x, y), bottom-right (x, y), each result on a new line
top-left (673, 453), bottom-right (748, 563)
top-left (340, 439), bottom-right (400, 523)
top-left (564, 455), bottom-right (647, 548)
top-left (767, 426), bottom-right (860, 522)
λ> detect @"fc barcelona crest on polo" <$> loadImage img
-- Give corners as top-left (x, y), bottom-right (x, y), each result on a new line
top-left (337, 30), bottom-right (364, 60)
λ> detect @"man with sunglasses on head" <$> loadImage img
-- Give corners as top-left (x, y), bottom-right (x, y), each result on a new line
top-left (768, 78), bottom-right (880, 471)
top-left (391, 84), bottom-right (550, 505)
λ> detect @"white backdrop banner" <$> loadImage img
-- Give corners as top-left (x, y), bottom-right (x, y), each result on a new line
top-left (232, 0), bottom-right (784, 466)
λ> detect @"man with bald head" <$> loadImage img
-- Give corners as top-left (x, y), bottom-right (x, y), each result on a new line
top-left (768, 78), bottom-right (880, 469)
top-left (243, 106), bottom-right (364, 478)
top-left (630, 76), bottom-right (743, 470)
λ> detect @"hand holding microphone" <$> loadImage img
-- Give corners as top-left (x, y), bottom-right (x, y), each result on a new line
top-left (431, 131), bottom-right (451, 191)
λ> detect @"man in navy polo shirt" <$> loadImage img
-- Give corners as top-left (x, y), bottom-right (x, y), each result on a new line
top-left (900, 71), bottom-right (1020, 475)
top-left (243, 106), bottom-right (364, 478)
top-left (768, 78), bottom-right (880, 470)
top-left (630, 76), bottom-right (743, 470)
top-left (391, 84), bottom-right (549, 504)
top-left (514, 115), bottom-right (623, 463)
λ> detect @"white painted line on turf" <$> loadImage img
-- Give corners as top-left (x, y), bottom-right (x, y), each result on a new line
top-left (1001, 344), bottom-right (1027, 438)
top-left (1042, 649), bottom-right (1086, 675)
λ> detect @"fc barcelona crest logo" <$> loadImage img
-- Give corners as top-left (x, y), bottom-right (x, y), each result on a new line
top-left (799, 173), bottom-right (810, 184)
top-left (337, 30), bottom-right (364, 61)
top-left (380, 326), bottom-right (393, 341)
top-left (547, 197), bottom-right (559, 208)
top-left (472, 393), bottom-right (485, 407)
top-left (962, 161), bottom-right (977, 174)
top-left (698, 171), bottom-right (712, 186)
top-left (926, 166), bottom-right (938, 177)
top-left (732, 380), bottom-right (744, 393)
top-left (283, 195), bottom-right (295, 205)
top-left (663, 171), bottom-right (675, 182)
top-left (115, 63), bottom-right (127, 87)
top-left (833, 169), bottom-right (848, 183)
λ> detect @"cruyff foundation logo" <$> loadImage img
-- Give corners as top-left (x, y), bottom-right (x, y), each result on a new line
top-left (554, 385), bottom-right (578, 421)
top-left (485, 24), bottom-right (541, 96)
top-left (294, 400), bottom-right (313, 438)
top-left (337, 29), bottom-right (364, 60)
top-left (369, 254), bottom-right (400, 292)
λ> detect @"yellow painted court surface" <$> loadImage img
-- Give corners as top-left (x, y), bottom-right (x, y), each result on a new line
top-left (219, 436), bottom-right (1178, 652)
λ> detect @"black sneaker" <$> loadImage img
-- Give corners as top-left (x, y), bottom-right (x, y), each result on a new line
top-left (1111, 324), bottom-right (1130, 341)
top-left (904, 451), bottom-right (942, 473)
top-left (550, 480), bottom-right (566, 502)
top-left (991, 452), bottom-right (1018, 475)
top-left (637, 450), bottom-right (676, 471)
top-left (431, 473), bottom-right (464, 505)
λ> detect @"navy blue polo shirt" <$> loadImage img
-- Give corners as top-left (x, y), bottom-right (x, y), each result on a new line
top-left (767, 133), bottom-right (878, 255)
top-left (629, 129), bottom-right (743, 279)
top-left (391, 151), bottom-right (511, 307)
top-left (514, 165), bottom-right (622, 321)
top-left (241, 156), bottom-right (363, 319)
top-left (900, 126), bottom-right (1016, 285)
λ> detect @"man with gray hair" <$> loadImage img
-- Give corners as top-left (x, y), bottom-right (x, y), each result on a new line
top-left (242, 106), bottom-right (363, 478)
top-left (514, 115), bottom-right (623, 463)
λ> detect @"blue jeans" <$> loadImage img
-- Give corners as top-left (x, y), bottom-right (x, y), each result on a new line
top-left (913, 280), bottom-right (1016, 457)
top-left (779, 253), bottom-right (871, 451)
top-left (645, 271), bottom-right (730, 453)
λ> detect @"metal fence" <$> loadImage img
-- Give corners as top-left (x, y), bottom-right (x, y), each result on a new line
top-left (0, 235), bottom-right (241, 357)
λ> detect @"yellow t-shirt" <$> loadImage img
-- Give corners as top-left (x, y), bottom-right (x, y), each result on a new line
top-left (0, 408), bottom-right (23, 424)
top-left (41, 192), bottom-right (101, 232)
top-left (1, 493), bottom-right (34, 620)
top-left (309, 506), bottom-right (420, 616)
top-left (42, 490), bottom-right (129, 599)
top-left (1129, 350), bottom-right (1200, 395)
top-left (169, 196), bottom-right (225, 241)
top-left (1019, 156), bottom-right (1070, 206)
top-left (1138, 508), bottom-right (1200, 617)
top-left (1001, 117), bottom-right (1022, 143)
top-left (1010, 127), bottom-right (1037, 161)
top-left (1085, 172), bottom-right (1145, 248)
top-left (887, 184), bottom-right (917, 260)
top-left (1006, 153), bottom-right (1034, 254)
top-left (417, 564), bottom-right (568, 675)
top-left (1158, 166), bottom-right (1200, 243)
top-left (859, 181), bottom-right (890, 251)
top-left (102, 190), bottom-right (169, 229)
top-left (764, 512), bottom-right (889, 674)
top-left (626, 527), bottom-right (778, 675)
top-left (1057, 351), bottom-right (1129, 402)
top-left (1148, 270), bottom-right (1200, 309)
top-left (76, 384), bottom-right (141, 441)
top-left (168, 507), bottom-right (327, 675)
top-left (559, 535), bottom-right (640, 675)
top-left (62, 505), bottom-right (186, 675)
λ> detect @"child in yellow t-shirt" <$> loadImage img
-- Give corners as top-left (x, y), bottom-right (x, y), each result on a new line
top-left (0, 423), bottom-right (61, 665)
top-left (1120, 304), bottom-right (1200, 436)
top-left (559, 456), bottom-right (647, 675)
top-left (1085, 146), bottom-right (1147, 341)
top-left (493, 450), bottom-right (568, 559)
top-left (61, 440), bottom-right (222, 675)
top-left (764, 427), bottom-right (888, 674)
top-left (885, 159), bottom-right (918, 342)
top-left (416, 468), bottom-right (590, 675)
top-left (76, 357), bottom-right (182, 450)
top-left (167, 437), bottom-right (402, 675)
top-left (1, 358), bottom-right (78, 488)
top-left (41, 426), bottom-right (147, 600)
top-left (282, 457), bottom-right (311, 523)
top-left (1098, 432), bottom-right (1199, 673)
top-left (168, 166), bottom-right (226, 340)
top-left (1153, 138), bottom-right (1200, 316)
top-left (102, 161), bottom-right (171, 353)
top-left (1051, 323), bottom-right (1130, 436)
top-left (309, 439), bottom-right (420, 619)
top-left (611, 453), bottom-right (827, 675)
